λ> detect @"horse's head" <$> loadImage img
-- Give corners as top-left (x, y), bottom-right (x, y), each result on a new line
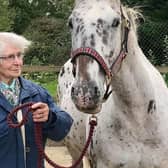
top-left (69, 0), bottom-right (131, 114)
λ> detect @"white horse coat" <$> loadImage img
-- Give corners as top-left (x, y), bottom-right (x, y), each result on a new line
top-left (58, 0), bottom-right (168, 167)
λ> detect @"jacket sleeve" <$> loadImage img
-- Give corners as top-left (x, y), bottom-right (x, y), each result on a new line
top-left (40, 89), bottom-right (73, 141)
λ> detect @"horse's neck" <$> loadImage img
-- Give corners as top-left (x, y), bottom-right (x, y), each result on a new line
top-left (111, 31), bottom-right (157, 113)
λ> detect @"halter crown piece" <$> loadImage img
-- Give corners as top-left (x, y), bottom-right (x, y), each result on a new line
top-left (71, 15), bottom-right (131, 101)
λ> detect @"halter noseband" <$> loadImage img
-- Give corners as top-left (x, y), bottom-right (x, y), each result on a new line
top-left (71, 16), bottom-right (130, 100)
top-left (71, 47), bottom-right (111, 77)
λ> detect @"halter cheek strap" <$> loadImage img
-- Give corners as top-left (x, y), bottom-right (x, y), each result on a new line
top-left (110, 18), bottom-right (130, 76)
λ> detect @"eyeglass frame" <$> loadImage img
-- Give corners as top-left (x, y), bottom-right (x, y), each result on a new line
top-left (0, 52), bottom-right (24, 62)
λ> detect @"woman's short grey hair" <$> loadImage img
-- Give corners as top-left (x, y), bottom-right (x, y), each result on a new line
top-left (0, 32), bottom-right (31, 55)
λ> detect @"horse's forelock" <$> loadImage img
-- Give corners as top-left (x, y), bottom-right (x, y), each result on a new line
top-left (122, 6), bottom-right (144, 33)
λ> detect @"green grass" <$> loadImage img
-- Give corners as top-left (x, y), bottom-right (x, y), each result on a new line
top-left (39, 80), bottom-right (58, 98)
top-left (22, 72), bottom-right (58, 98)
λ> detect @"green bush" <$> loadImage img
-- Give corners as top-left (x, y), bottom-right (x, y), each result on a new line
top-left (23, 17), bottom-right (71, 66)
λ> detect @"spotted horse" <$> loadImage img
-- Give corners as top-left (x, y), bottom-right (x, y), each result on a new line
top-left (57, 0), bottom-right (168, 167)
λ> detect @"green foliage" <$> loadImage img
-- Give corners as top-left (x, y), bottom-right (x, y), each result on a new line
top-left (23, 71), bottom-right (58, 97)
top-left (23, 17), bottom-right (71, 65)
top-left (0, 0), bottom-right (15, 31)
top-left (9, 0), bottom-right (74, 33)
top-left (9, 0), bottom-right (34, 33)
top-left (138, 21), bottom-right (168, 65)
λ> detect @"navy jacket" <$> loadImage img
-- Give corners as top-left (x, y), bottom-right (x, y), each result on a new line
top-left (0, 77), bottom-right (73, 168)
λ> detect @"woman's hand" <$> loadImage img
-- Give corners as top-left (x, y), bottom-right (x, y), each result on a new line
top-left (31, 102), bottom-right (49, 122)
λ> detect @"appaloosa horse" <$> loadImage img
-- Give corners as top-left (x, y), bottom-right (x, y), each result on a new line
top-left (58, 0), bottom-right (168, 167)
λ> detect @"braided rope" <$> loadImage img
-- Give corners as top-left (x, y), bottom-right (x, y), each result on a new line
top-left (7, 102), bottom-right (97, 168)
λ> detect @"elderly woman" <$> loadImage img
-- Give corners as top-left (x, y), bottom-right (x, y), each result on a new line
top-left (0, 32), bottom-right (73, 168)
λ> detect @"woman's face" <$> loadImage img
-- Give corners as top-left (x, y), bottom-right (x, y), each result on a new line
top-left (0, 44), bottom-right (23, 84)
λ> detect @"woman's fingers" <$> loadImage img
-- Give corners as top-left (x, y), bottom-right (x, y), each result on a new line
top-left (31, 102), bottom-right (49, 122)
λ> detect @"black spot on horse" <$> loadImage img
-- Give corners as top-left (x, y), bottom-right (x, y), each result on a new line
top-left (76, 25), bottom-right (80, 35)
top-left (102, 29), bottom-right (108, 45)
top-left (76, 17), bottom-right (79, 22)
top-left (147, 100), bottom-right (156, 114)
top-left (103, 29), bottom-right (108, 36)
top-left (80, 25), bottom-right (84, 32)
top-left (95, 140), bottom-right (98, 145)
top-left (60, 66), bottom-right (65, 77)
top-left (109, 50), bottom-right (114, 57)
top-left (67, 67), bottom-right (71, 74)
top-left (96, 18), bottom-right (105, 36)
top-left (116, 163), bottom-right (125, 167)
top-left (102, 35), bottom-right (108, 45)
top-left (112, 18), bottom-right (120, 27)
top-left (82, 36), bottom-right (88, 46)
top-left (90, 34), bottom-right (95, 47)
top-left (96, 29), bottom-right (102, 36)
top-left (114, 118), bottom-right (122, 132)
top-left (91, 22), bottom-right (96, 26)
top-left (97, 18), bottom-right (103, 26)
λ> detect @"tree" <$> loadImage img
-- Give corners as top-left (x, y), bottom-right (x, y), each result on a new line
top-left (9, 0), bottom-right (74, 34)
top-left (23, 16), bottom-right (71, 65)
top-left (0, 0), bottom-right (15, 31)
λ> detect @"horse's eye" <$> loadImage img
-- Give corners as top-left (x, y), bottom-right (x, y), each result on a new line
top-left (68, 18), bottom-right (73, 29)
top-left (111, 18), bottom-right (120, 27)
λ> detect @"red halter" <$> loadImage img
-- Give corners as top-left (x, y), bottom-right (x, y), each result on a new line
top-left (71, 18), bottom-right (130, 100)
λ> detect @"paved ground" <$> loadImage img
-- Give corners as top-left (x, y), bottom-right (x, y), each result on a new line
top-left (45, 146), bottom-right (90, 168)
top-left (45, 146), bottom-right (72, 168)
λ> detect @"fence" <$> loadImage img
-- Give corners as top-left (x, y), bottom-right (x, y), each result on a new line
top-left (23, 65), bottom-right (61, 73)
top-left (22, 65), bottom-right (168, 73)
top-left (138, 21), bottom-right (168, 66)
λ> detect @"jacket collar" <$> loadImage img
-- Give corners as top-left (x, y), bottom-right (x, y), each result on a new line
top-left (18, 77), bottom-right (39, 100)
top-left (0, 77), bottom-right (38, 113)
top-left (0, 93), bottom-right (14, 112)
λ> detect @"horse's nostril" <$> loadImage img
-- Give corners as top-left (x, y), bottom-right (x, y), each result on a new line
top-left (94, 86), bottom-right (99, 95)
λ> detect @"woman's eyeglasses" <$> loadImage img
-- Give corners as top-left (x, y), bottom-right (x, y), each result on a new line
top-left (0, 52), bottom-right (24, 62)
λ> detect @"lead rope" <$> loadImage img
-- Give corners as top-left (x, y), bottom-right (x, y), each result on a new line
top-left (7, 102), bottom-right (97, 168)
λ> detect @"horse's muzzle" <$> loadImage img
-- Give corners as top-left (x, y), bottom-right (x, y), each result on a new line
top-left (71, 80), bottom-right (102, 114)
